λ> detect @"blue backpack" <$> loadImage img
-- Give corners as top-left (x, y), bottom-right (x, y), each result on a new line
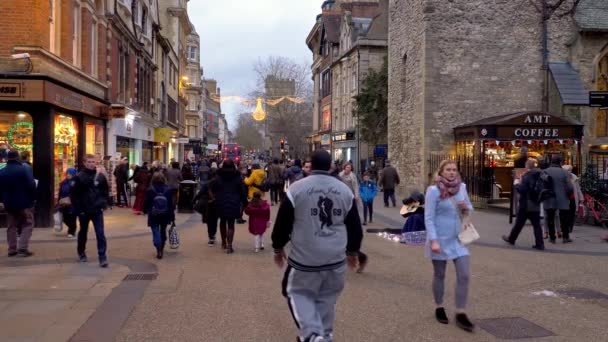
top-left (151, 190), bottom-right (169, 216)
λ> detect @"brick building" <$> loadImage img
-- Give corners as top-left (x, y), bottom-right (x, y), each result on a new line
top-left (0, 0), bottom-right (110, 226)
top-left (388, 0), bottom-right (608, 197)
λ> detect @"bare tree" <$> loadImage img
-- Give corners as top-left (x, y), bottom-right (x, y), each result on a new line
top-left (233, 113), bottom-right (265, 152)
top-left (248, 56), bottom-right (314, 159)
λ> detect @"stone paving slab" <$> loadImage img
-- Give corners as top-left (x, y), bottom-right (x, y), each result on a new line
top-left (0, 261), bottom-right (130, 342)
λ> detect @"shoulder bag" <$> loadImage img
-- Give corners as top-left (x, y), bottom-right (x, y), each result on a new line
top-left (450, 197), bottom-right (479, 245)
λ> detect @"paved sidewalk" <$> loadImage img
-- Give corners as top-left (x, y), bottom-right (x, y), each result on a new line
top-left (0, 261), bottom-right (130, 342)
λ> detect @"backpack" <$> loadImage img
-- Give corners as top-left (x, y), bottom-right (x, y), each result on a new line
top-left (151, 190), bottom-right (169, 216)
top-left (531, 171), bottom-right (555, 204)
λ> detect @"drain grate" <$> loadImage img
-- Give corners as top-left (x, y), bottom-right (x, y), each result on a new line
top-left (557, 288), bottom-right (608, 300)
top-left (123, 273), bottom-right (158, 281)
top-left (478, 317), bottom-right (554, 339)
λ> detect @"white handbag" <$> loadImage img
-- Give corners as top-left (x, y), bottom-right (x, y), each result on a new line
top-left (53, 211), bottom-right (64, 232)
top-left (450, 198), bottom-right (480, 245)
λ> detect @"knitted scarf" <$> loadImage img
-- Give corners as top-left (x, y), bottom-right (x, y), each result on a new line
top-left (435, 175), bottom-right (462, 199)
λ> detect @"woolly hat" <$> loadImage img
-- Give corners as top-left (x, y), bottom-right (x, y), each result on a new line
top-left (66, 168), bottom-right (77, 176)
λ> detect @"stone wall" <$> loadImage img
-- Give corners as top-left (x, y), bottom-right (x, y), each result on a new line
top-left (388, 0), bottom-right (428, 193)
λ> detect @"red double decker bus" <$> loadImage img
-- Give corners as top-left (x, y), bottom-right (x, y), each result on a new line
top-left (222, 143), bottom-right (241, 163)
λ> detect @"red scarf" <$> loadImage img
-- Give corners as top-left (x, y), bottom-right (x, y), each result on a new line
top-left (435, 175), bottom-right (462, 199)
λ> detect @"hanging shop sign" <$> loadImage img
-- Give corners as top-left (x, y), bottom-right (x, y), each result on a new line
top-left (321, 134), bottom-right (331, 146)
top-left (7, 122), bottom-right (33, 151)
top-left (0, 83), bottom-right (21, 97)
top-left (154, 128), bottom-right (172, 143)
top-left (332, 131), bottom-right (355, 142)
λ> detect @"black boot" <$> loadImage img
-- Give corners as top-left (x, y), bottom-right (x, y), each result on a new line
top-left (156, 247), bottom-right (163, 259)
top-left (435, 307), bottom-right (449, 324)
top-left (455, 313), bottom-right (474, 332)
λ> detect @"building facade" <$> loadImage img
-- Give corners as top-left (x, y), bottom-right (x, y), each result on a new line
top-left (183, 23), bottom-right (205, 161)
top-left (0, 0), bottom-right (111, 226)
top-left (388, 0), bottom-right (608, 194)
top-left (203, 79), bottom-right (221, 153)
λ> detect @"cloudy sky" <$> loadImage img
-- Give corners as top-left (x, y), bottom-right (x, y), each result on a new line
top-left (188, 0), bottom-right (321, 128)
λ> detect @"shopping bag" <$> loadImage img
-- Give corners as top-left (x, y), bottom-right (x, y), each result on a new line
top-left (53, 211), bottom-right (64, 232)
top-left (168, 222), bottom-right (180, 249)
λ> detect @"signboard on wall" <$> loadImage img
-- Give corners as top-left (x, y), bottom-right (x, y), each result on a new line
top-left (590, 91), bottom-right (608, 109)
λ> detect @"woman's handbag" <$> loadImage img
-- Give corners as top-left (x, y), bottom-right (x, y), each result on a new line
top-left (450, 198), bottom-right (480, 245)
top-left (58, 197), bottom-right (71, 207)
top-left (53, 211), bottom-right (64, 232)
top-left (168, 222), bottom-right (180, 249)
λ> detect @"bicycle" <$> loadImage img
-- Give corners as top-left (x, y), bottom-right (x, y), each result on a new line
top-left (578, 193), bottom-right (608, 228)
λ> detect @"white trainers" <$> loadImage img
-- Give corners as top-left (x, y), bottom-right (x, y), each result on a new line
top-left (67, 234), bottom-right (75, 239)
top-left (254, 248), bottom-right (260, 253)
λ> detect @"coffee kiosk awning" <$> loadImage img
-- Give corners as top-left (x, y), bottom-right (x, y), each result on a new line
top-left (453, 111), bottom-right (584, 142)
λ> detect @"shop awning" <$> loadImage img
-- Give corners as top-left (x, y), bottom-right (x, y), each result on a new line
top-left (454, 111), bottom-right (584, 142)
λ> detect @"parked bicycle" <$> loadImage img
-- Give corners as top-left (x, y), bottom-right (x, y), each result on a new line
top-left (577, 193), bottom-right (608, 228)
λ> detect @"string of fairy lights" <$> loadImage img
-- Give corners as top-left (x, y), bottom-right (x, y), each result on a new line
top-left (209, 95), bottom-right (307, 121)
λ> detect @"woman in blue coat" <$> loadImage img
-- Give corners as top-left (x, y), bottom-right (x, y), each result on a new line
top-left (359, 172), bottom-right (378, 225)
top-left (424, 160), bottom-right (474, 332)
top-left (143, 172), bottom-right (175, 259)
top-left (58, 168), bottom-right (78, 237)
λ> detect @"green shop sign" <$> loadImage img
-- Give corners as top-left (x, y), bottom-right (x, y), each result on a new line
top-left (7, 121), bottom-right (33, 152)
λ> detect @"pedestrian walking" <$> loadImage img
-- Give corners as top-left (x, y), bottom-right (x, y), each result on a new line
top-left (70, 154), bottom-right (110, 267)
top-left (181, 163), bottom-right (195, 181)
top-left (267, 158), bottom-right (284, 206)
top-left (562, 164), bottom-right (583, 235)
top-left (244, 191), bottom-right (270, 252)
top-left (502, 159), bottom-right (545, 250)
top-left (360, 172), bottom-right (378, 225)
top-left (0, 149), bottom-right (36, 257)
top-left (166, 162), bottom-right (183, 210)
top-left (132, 165), bottom-right (151, 215)
top-left (244, 163), bottom-right (266, 200)
top-left (542, 156), bottom-right (573, 244)
top-left (194, 164), bottom-right (218, 246)
top-left (272, 150), bottom-right (363, 342)
top-left (114, 157), bottom-right (129, 207)
top-left (58, 168), bottom-right (78, 238)
top-left (379, 160), bottom-right (400, 207)
top-left (143, 172), bottom-right (175, 259)
top-left (302, 160), bottom-right (312, 177)
top-left (425, 159), bottom-right (475, 332)
top-left (211, 159), bottom-right (246, 254)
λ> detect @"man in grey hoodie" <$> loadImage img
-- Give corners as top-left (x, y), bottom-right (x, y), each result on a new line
top-left (272, 150), bottom-right (363, 342)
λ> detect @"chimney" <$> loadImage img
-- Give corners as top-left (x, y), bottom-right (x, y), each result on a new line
top-left (217, 87), bottom-right (221, 97)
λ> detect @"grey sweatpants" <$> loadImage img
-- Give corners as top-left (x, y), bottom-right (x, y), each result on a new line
top-left (282, 264), bottom-right (346, 342)
top-left (432, 256), bottom-right (470, 310)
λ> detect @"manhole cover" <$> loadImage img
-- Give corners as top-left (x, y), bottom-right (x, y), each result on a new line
top-left (557, 288), bottom-right (608, 300)
top-left (478, 317), bottom-right (554, 339)
top-left (123, 273), bottom-right (158, 281)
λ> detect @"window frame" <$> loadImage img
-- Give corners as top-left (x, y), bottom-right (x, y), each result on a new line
top-left (72, 2), bottom-right (82, 67)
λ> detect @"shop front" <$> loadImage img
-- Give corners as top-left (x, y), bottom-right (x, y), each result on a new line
top-left (332, 130), bottom-right (357, 168)
top-left (154, 128), bottom-right (172, 163)
top-left (0, 77), bottom-right (108, 227)
top-left (453, 111), bottom-right (584, 198)
top-left (321, 133), bottom-right (331, 151)
top-left (108, 117), bottom-right (155, 166)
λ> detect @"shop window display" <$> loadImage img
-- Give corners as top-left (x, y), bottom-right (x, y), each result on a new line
top-left (0, 111), bottom-right (33, 170)
top-left (54, 114), bottom-right (78, 200)
top-left (86, 123), bottom-right (105, 161)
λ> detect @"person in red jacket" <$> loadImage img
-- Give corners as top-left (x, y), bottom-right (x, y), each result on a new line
top-left (244, 191), bottom-right (271, 252)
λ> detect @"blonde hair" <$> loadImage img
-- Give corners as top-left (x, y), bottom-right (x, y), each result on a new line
top-left (436, 160), bottom-right (458, 178)
top-left (562, 164), bottom-right (573, 172)
top-left (525, 159), bottom-right (538, 169)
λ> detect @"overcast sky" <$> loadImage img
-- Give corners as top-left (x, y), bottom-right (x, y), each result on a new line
top-left (188, 0), bottom-right (321, 128)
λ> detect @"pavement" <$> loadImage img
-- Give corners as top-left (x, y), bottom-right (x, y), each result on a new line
top-left (0, 195), bottom-right (607, 341)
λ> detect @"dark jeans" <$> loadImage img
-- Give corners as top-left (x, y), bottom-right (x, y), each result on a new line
top-left (565, 199), bottom-right (576, 234)
top-left (150, 224), bottom-right (167, 251)
top-left (545, 208), bottom-right (570, 240)
top-left (77, 211), bottom-right (107, 261)
top-left (508, 210), bottom-right (544, 247)
top-left (207, 207), bottom-right (218, 240)
top-left (363, 200), bottom-right (374, 222)
top-left (116, 182), bottom-right (128, 206)
top-left (63, 212), bottom-right (78, 236)
top-left (270, 184), bottom-right (282, 204)
top-left (383, 189), bottom-right (396, 207)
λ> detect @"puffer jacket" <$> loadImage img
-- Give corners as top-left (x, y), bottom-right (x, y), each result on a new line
top-left (211, 168), bottom-right (246, 219)
top-left (244, 169), bottom-right (266, 199)
top-left (359, 180), bottom-right (378, 203)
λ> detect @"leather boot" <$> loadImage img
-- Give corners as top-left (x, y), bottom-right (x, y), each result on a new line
top-left (226, 228), bottom-right (235, 254)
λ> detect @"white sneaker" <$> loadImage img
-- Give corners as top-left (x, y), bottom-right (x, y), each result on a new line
top-left (254, 248), bottom-right (260, 253)
top-left (67, 234), bottom-right (75, 238)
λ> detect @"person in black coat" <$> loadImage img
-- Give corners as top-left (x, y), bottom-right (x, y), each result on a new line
top-left (194, 167), bottom-right (218, 246)
top-left (0, 150), bottom-right (36, 257)
top-left (114, 158), bottom-right (129, 207)
top-left (211, 159), bottom-right (246, 254)
top-left (143, 172), bottom-right (175, 259)
top-left (502, 159), bottom-right (545, 250)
